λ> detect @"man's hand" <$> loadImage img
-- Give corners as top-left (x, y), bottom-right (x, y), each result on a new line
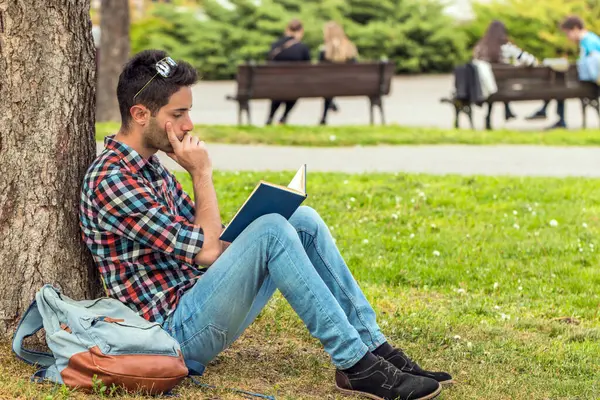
top-left (166, 122), bottom-right (212, 177)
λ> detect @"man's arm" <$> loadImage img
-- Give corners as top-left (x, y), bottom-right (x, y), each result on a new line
top-left (166, 122), bottom-right (222, 266)
top-left (190, 172), bottom-right (222, 266)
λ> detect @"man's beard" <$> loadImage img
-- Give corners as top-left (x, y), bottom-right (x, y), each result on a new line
top-left (143, 117), bottom-right (173, 154)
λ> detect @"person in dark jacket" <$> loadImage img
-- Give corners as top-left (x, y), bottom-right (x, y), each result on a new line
top-left (318, 21), bottom-right (358, 125)
top-left (265, 19), bottom-right (311, 125)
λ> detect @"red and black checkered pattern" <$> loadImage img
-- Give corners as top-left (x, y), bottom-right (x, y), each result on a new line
top-left (80, 136), bottom-right (205, 324)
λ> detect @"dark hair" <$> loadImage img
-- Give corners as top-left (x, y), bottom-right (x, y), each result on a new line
top-left (473, 20), bottom-right (509, 63)
top-left (286, 18), bottom-right (303, 32)
top-left (117, 50), bottom-right (198, 127)
top-left (561, 15), bottom-right (584, 31)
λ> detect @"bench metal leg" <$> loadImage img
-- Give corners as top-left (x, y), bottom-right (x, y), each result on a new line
top-left (453, 103), bottom-right (460, 129)
top-left (485, 102), bottom-right (493, 131)
top-left (237, 100), bottom-right (250, 125)
top-left (581, 98), bottom-right (588, 129)
top-left (368, 96), bottom-right (385, 125)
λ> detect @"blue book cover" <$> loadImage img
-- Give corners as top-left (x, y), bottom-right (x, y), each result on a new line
top-left (220, 165), bottom-right (307, 243)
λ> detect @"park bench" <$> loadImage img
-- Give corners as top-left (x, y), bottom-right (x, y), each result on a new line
top-left (226, 62), bottom-right (395, 125)
top-left (441, 64), bottom-right (600, 130)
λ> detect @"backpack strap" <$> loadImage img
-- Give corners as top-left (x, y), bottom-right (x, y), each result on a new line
top-left (12, 300), bottom-right (55, 368)
top-left (268, 39), bottom-right (298, 61)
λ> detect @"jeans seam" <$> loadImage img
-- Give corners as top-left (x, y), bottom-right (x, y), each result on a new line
top-left (296, 227), bottom-right (380, 348)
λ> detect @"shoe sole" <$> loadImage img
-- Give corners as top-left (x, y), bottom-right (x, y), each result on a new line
top-left (525, 116), bottom-right (547, 120)
top-left (335, 383), bottom-right (442, 400)
top-left (440, 379), bottom-right (455, 386)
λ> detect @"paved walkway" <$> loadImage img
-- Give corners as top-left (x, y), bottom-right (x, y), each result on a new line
top-left (97, 142), bottom-right (600, 177)
top-left (191, 74), bottom-right (600, 130)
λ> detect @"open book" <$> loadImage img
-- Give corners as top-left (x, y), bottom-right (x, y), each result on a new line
top-left (220, 165), bottom-right (307, 243)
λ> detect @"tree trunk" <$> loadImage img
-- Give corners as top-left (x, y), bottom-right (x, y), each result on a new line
top-left (96, 0), bottom-right (130, 122)
top-left (0, 0), bottom-right (100, 338)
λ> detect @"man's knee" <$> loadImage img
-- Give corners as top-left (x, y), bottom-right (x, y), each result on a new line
top-left (250, 213), bottom-right (296, 237)
top-left (289, 206), bottom-right (324, 233)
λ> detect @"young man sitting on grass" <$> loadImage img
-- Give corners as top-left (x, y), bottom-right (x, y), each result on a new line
top-left (79, 50), bottom-right (452, 400)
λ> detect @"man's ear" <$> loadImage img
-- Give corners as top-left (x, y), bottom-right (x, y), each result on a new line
top-left (130, 105), bottom-right (150, 127)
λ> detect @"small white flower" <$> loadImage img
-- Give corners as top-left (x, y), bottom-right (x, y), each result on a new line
top-left (504, 213), bottom-right (508, 218)
top-left (493, 282), bottom-right (499, 290)
top-left (409, 233), bottom-right (415, 239)
top-left (346, 205), bottom-right (352, 210)
top-left (329, 135), bottom-right (337, 141)
top-left (350, 197), bottom-right (356, 202)
top-left (518, 286), bottom-right (523, 291)
top-left (500, 313), bottom-right (511, 321)
top-left (527, 207), bottom-right (532, 212)
top-left (391, 213), bottom-right (399, 220)
top-left (433, 250), bottom-right (440, 257)
top-left (431, 223), bottom-right (437, 229)
top-left (378, 255), bottom-right (383, 260)
top-left (453, 335), bottom-right (462, 340)
top-left (494, 305), bottom-right (501, 310)
top-left (493, 195), bottom-right (497, 199)
top-left (583, 207), bottom-right (587, 211)
top-left (466, 234), bottom-right (470, 238)
top-left (467, 342), bottom-right (473, 349)
top-left (534, 231), bottom-right (540, 237)
top-left (551, 273), bottom-right (557, 278)
top-left (590, 243), bottom-right (595, 248)
top-left (513, 224), bottom-right (520, 230)
top-left (411, 198), bottom-right (415, 203)
top-left (513, 210), bottom-right (518, 215)
top-left (532, 211), bottom-right (537, 216)
top-left (550, 219), bottom-right (559, 227)
top-left (583, 223), bottom-right (588, 228)
top-left (343, 180), bottom-right (349, 185)
top-left (362, 239), bottom-right (369, 244)
top-left (456, 288), bottom-right (466, 294)
top-left (418, 191), bottom-right (426, 198)
top-left (579, 247), bottom-right (584, 252)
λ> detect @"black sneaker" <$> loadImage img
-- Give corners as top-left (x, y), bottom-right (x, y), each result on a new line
top-left (335, 357), bottom-right (441, 400)
top-left (545, 120), bottom-right (567, 130)
top-left (383, 349), bottom-right (454, 386)
top-left (525, 109), bottom-right (547, 120)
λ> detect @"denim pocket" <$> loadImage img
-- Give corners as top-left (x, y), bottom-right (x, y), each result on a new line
top-left (180, 323), bottom-right (227, 366)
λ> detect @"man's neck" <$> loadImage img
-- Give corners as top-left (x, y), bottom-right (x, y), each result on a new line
top-left (113, 129), bottom-right (156, 160)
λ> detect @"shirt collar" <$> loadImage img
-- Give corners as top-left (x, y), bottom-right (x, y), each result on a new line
top-left (104, 135), bottom-right (161, 174)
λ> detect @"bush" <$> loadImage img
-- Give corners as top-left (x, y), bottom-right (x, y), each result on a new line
top-left (131, 0), bottom-right (469, 79)
top-left (463, 0), bottom-right (600, 61)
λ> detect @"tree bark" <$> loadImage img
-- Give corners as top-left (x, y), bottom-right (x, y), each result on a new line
top-left (0, 0), bottom-right (100, 338)
top-left (96, 0), bottom-right (130, 122)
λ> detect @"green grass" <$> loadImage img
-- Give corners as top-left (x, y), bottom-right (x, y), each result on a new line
top-left (96, 121), bottom-right (600, 147)
top-left (3, 172), bottom-right (600, 399)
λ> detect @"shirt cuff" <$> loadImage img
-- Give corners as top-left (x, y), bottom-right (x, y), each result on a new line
top-left (173, 222), bottom-right (205, 265)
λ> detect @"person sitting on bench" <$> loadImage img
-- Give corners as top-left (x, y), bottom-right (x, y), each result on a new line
top-left (473, 20), bottom-right (538, 121)
top-left (527, 15), bottom-right (600, 129)
top-left (318, 21), bottom-right (358, 125)
top-left (265, 19), bottom-right (311, 125)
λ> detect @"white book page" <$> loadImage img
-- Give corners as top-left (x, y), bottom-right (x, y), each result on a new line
top-left (287, 164), bottom-right (306, 194)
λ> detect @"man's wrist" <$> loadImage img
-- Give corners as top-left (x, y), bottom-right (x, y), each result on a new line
top-left (190, 169), bottom-right (213, 184)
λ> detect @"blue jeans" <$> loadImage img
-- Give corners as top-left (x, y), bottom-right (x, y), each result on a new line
top-left (163, 206), bottom-right (386, 375)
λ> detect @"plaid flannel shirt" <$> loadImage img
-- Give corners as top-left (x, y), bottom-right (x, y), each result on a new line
top-left (80, 136), bottom-right (205, 324)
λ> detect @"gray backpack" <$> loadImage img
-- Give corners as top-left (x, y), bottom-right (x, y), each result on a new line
top-left (12, 284), bottom-right (188, 394)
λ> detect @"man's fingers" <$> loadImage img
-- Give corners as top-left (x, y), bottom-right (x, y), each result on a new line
top-left (166, 122), bottom-right (181, 150)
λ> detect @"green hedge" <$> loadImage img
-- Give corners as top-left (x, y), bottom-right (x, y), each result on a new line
top-left (130, 0), bottom-right (600, 80)
top-left (131, 0), bottom-right (469, 80)
top-left (463, 0), bottom-right (600, 61)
